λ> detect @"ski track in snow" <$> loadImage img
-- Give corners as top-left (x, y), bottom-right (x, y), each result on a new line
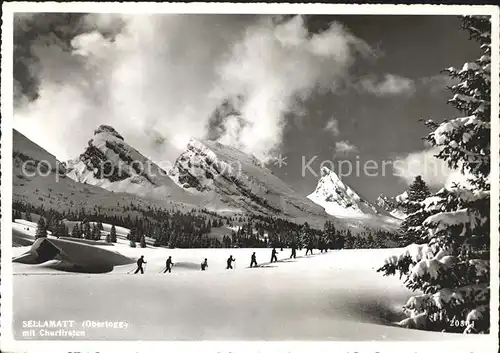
top-left (12, 245), bottom-right (489, 342)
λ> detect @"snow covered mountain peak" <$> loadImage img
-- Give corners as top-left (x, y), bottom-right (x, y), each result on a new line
top-left (320, 166), bottom-right (333, 177)
top-left (376, 192), bottom-right (408, 220)
top-left (308, 166), bottom-right (387, 218)
top-left (396, 191), bottom-right (409, 203)
top-left (307, 168), bottom-right (403, 230)
top-left (169, 138), bottom-right (329, 222)
top-left (64, 125), bottom-right (183, 199)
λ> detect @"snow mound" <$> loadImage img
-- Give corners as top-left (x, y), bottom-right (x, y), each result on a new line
top-left (13, 238), bottom-right (135, 273)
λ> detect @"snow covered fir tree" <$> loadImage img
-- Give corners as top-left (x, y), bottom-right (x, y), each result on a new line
top-left (378, 15), bottom-right (491, 334)
top-left (35, 217), bottom-right (47, 239)
top-left (399, 176), bottom-right (432, 246)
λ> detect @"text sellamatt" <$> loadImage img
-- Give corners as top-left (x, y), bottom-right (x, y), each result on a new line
top-left (22, 320), bottom-right (76, 328)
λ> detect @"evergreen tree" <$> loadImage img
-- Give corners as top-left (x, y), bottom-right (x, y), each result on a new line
top-left (83, 222), bottom-right (92, 240)
top-left (35, 217), bottom-right (47, 239)
top-left (110, 225), bottom-right (117, 243)
top-left (365, 233), bottom-right (374, 248)
top-left (336, 234), bottom-right (345, 250)
top-left (378, 16), bottom-right (491, 334)
top-left (129, 228), bottom-right (136, 248)
top-left (94, 224), bottom-right (101, 240)
top-left (71, 223), bottom-right (81, 238)
top-left (140, 235), bottom-right (147, 248)
top-left (344, 230), bottom-right (354, 249)
top-left (399, 176), bottom-right (432, 245)
top-left (299, 222), bottom-right (311, 248)
top-left (353, 236), bottom-right (364, 249)
top-left (91, 224), bottom-right (97, 240)
top-left (53, 220), bottom-right (66, 238)
top-left (403, 176), bottom-right (431, 212)
top-left (373, 232), bottom-right (385, 248)
top-left (168, 233), bottom-right (178, 249)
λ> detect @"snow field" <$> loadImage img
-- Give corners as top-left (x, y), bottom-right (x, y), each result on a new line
top-left (12, 244), bottom-right (490, 342)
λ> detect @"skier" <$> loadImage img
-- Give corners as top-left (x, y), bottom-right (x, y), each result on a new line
top-left (164, 256), bottom-right (174, 273)
top-left (250, 252), bottom-right (258, 268)
top-left (289, 242), bottom-right (297, 259)
top-left (305, 241), bottom-right (314, 256)
top-left (201, 258), bottom-right (208, 271)
top-left (226, 255), bottom-right (236, 269)
top-left (134, 255), bottom-right (147, 274)
top-left (319, 238), bottom-right (325, 253)
top-left (270, 248), bottom-right (278, 263)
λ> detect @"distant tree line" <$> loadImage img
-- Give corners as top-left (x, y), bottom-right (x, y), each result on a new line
top-left (13, 200), bottom-right (400, 249)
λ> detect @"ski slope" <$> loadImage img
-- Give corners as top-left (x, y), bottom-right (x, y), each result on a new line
top-left (11, 242), bottom-right (490, 342)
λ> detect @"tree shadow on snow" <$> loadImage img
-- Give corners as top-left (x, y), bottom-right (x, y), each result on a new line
top-left (246, 265), bottom-right (278, 269)
top-left (172, 262), bottom-right (200, 270)
top-left (341, 298), bottom-right (407, 327)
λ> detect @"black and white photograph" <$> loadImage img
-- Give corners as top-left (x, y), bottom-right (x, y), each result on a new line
top-left (1, 3), bottom-right (498, 352)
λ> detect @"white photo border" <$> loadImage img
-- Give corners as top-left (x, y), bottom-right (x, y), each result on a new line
top-left (1, 2), bottom-right (499, 353)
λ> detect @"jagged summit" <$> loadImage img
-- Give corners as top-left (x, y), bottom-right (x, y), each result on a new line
top-left (376, 191), bottom-right (408, 220)
top-left (169, 138), bottom-right (328, 223)
top-left (308, 166), bottom-right (388, 218)
top-left (94, 125), bottom-right (124, 140)
top-left (64, 125), bottom-right (185, 199)
top-left (307, 166), bottom-right (402, 230)
top-left (320, 166), bottom-right (332, 177)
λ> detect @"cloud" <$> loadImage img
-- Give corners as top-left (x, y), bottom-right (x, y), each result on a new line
top-left (419, 74), bottom-right (459, 94)
top-left (14, 14), bottom-right (372, 163)
top-left (13, 14), bottom-right (89, 105)
top-left (358, 74), bottom-right (415, 97)
top-left (392, 147), bottom-right (470, 188)
top-left (14, 14), bottom-right (254, 162)
top-left (324, 117), bottom-right (340, 136)
top-left (335, 140), bottom-right (358, 154)
top-left (213, 15), bottom-right (373, 161)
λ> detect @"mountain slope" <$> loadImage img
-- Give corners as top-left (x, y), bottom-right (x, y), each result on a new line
top-left (14, 129), bottom-right (330, 228)
top-left (14, 127), bottom-right (399, 231)
top-left (13, 129), bottom-right (197, 217)
top-left (63, 127), bottom-right (332, 226)
top-left (168, 138), bottom-right (331, 227)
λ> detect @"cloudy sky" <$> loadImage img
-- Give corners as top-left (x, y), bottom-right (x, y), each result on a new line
top-left (13, 13), bottom-right (479, 201)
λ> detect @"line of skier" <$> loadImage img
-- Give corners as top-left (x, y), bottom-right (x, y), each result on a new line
top-left (133, 240), bottom-right (330, 274)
